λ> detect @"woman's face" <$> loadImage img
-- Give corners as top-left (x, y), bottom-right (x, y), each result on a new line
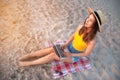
top-left (84, 14), bottom-right (96, 28)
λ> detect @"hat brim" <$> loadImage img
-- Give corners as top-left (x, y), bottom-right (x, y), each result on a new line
top-left (87, 7), bottom-right (101, 32)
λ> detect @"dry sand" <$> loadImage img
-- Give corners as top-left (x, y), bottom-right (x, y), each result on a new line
top-left (0, 0), bottom-right (120, 80)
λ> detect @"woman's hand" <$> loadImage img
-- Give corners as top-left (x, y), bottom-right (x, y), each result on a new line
top-left (63, 52), bottom-right (72, 57)
top-left (61, 43), bottom-right (68, 49)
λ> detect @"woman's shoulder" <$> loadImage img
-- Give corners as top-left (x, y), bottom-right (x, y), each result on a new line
top-left (88, 37), bottom-right (96, 45)
top-left (76, 24), bottom-right (83, 32)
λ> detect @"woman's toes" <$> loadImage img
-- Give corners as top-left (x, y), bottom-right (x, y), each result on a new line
top-left (19, 61), bottom-right (30, 67)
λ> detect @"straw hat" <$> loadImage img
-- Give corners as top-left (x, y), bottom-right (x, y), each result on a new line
top-left (87, 7), bottom-right (106, 32)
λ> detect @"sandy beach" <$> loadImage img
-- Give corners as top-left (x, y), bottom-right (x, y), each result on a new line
top-left (0, 0), bottom-right (120, 80)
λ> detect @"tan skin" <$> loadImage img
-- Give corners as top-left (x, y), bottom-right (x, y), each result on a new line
top-left (19, 14), bottom-right (96, 67)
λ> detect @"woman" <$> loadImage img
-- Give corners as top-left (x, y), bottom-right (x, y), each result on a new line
top-left (19, 7), bottom-right (106, 66)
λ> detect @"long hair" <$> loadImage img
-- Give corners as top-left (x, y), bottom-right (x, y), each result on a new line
top-left (79, 14), bottom-right (99, 43)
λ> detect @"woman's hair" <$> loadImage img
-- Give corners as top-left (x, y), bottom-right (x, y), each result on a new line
top-left (79, 14), bottom-right (99, 43)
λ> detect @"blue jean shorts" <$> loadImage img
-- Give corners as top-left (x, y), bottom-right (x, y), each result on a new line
top-left (67, 43), bottom-right (81, 62)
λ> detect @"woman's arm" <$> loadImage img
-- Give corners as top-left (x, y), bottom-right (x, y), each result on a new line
top-left (65, 24), bottom-right (83, 45)
top-left (65, 33), bottom-right (74, 45)
top-left (72, 39), bottom-right (95, 57)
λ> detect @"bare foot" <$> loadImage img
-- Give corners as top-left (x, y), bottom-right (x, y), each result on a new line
top-left (19, 61), bottom-right (31, 67)
top-left (19, 55), bottom-right (30, 61)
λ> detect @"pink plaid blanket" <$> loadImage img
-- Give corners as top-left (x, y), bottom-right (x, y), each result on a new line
top-left (45, 40), bottom-right (91, 78)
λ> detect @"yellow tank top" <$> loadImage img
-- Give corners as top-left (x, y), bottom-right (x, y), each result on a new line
top-left (72, 31), bottom-right (87, 51)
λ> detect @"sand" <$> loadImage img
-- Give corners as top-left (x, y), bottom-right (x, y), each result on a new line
top-left (0, 0), bottom-right (120, 80)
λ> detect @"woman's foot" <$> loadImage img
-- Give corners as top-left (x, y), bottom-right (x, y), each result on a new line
top-left (19, 61), bottom-right (31, 67)
top-left (19, 54), bottom-right (31, 61)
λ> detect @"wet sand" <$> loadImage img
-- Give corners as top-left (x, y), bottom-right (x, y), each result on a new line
top-left (0, 0), bottom-right (120, 80)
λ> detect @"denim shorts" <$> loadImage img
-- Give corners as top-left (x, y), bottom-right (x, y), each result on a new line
top-left (67, 43), bottom-right (80, 62)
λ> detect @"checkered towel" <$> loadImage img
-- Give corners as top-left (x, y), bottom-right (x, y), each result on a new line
top-left (45, 40), bottom-right (92, 78)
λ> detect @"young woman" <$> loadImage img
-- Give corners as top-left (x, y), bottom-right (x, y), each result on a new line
top-left (19, 7), bottom-right (106, 66)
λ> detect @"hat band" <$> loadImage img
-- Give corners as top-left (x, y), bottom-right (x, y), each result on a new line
top-left (94, 11), bottom-right (102, 25)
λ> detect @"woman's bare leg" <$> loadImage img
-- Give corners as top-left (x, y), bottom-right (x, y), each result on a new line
top-left (19, 47), bottom-right (54, 61)
top-left (19, 52), bottom-right (59, 67)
